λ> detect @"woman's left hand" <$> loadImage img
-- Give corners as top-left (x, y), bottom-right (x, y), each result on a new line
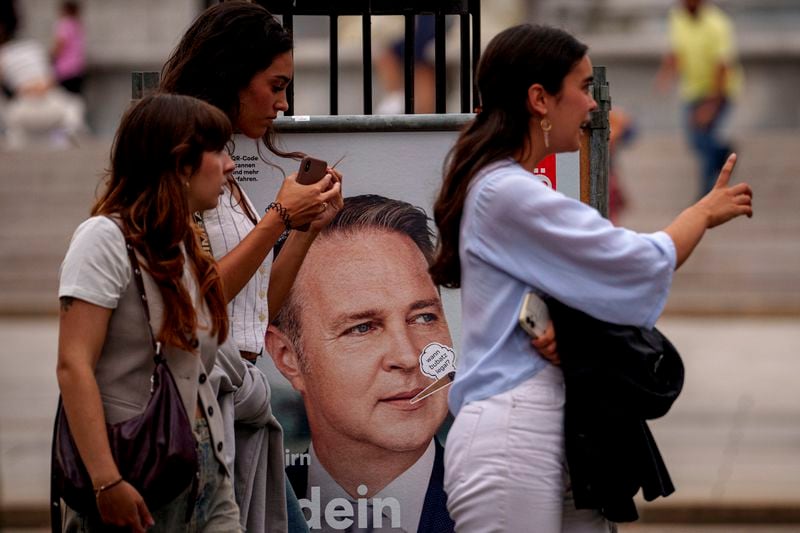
top-left (532, 320), bottom-right (559, 365)
top-left (308, 167), bottom-right (344, 232)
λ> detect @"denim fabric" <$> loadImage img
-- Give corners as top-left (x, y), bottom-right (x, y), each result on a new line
top-left (286, 475), bottom-right (310, 533)
top-left (63, 418), bottom-right (241, 532)
top-left (684, 99), bottom-right (732, 197)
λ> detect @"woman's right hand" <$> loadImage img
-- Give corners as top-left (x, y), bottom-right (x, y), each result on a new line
top-left (96, 480), bottom-right (154, 532)
top-left (274, 171), bottom-right (342, 229)
top-left (532, 320), bottom-right (560, 366)
top-left (695, 153), bottom-right (753, 228)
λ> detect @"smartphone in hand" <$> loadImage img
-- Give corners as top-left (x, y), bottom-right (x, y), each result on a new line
top-left (297, 156), bottom-right (328, 185)
top-left (518, 292), bottom-right (549, 339)
top-left (294, 156), bottom-right (328, 231)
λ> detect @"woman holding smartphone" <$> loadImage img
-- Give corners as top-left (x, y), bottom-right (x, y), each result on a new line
top-left (160, 2), bottom-right (342, 531)
top-left (160, 2), bottom-right (342, 344)
top-left (161, 1), bottom-right (342, 334)
top-left (431, 25), bottom-right (752, 532)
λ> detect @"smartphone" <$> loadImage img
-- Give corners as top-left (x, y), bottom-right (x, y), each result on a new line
top-left (518, 292), bottom-right (550, 339)
top-left (293, 156), bottom-right (329, 231)
top-left (297, 156), bottom-right (328, 185)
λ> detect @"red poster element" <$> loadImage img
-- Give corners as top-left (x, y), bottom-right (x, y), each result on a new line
top-left (533, 154), bottom-right (557, 190)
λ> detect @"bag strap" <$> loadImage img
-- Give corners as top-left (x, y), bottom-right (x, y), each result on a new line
top-left (122, 240), bottom-right (162, 360)
top-left (108, 216), bottom-right (163, 361)
top-left (50, 397), bottom-right (63, 532)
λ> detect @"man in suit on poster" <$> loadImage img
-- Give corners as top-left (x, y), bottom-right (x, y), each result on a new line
top-left (267, 195), bottom-right (455, 533)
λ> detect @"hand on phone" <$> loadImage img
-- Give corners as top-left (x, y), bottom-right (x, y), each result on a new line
top-left (297, 156), bottom-right (328, 185)
top-left (519, 292), bottom-right (560, 365)
top-left (272, 168), bottom-right (340, 232)
top-left (518, 292), bottom-right (549, 338)
top-left (295, 157), bottom-right (329, 231)
top-left (532, 321), bottom-right (559, 365)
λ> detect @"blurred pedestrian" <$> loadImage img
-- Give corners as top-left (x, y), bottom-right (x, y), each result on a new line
top-left (432, 23), bottom-right (752, 532)
top-left (608, 108), bottom-right (637, 224)
top-left (57, 93), bottom-right (240, 531)
top-left (0, 0), bottom-right (85, 148)
top-left (51, 1), bottom-right (86, 95)
top-left (657, 0), bottom-right (743, 197)
top-left (375, 15), bottom-right (436, 114)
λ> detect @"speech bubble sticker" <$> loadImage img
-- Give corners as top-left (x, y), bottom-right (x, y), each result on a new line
top-left (419, 342), bottom-right (456, 380)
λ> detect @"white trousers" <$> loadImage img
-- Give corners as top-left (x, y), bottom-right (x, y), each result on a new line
top-left (444, 365), bottom-right (614, 533)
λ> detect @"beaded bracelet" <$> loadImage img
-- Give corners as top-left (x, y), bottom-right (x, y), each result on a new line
top-left (94, 476), bottom-right (124, 499)
top-left (266, 202), bottom-right (292, 231)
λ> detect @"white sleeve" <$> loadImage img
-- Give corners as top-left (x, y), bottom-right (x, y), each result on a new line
top-left (58, 216), bottom-right (131, 309)
top-left (465, 171), bottom-right (676, 328)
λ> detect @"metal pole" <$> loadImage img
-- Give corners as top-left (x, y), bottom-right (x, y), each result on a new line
top-left (330, 15), bottom-right (339, 115)
top-left (470, 0), bottom-right (481, 111)
top-left (362, 14), bottom-right (372, 115)
top-left (459, 12), bottom-right (470, 113)
top-left (283, 14), bottom-right (294, 116)
top-left (434, 13), bottom-right (446, 113)
top-left (131, 71), bottom-right (160, 100)
top-left (404, 13), bottom-right (415, 114)
top-left (588, 66), bottom-right (611, 216)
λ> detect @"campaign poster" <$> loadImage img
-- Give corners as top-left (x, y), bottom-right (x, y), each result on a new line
top-left (232, 118), bottom-right (579, 532)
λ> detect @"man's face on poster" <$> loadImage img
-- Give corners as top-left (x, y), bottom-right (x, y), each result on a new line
top-left (269, 229), bottom-right (451, 453)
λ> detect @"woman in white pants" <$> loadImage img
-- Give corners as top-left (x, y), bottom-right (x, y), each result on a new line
top-left (430, 25), bottom-right (753, 532)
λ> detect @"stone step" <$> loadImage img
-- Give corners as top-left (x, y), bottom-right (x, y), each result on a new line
top-left (1, 131), bottom-right (797, 315)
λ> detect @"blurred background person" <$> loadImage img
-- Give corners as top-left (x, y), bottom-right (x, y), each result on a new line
top-left (0, 0), bottom-right (85, 148)
top-left (656, 0), bottom-right (743, 198)
top-left (608, 108), bottom-right (637, 224)
top-left (374, 15), bottom-right (436, 115)
top-left (51, 1), bottom-right (86, 95)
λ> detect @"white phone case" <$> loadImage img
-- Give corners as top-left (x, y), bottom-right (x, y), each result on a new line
top-left (518, 292), bottom-right (549, 339)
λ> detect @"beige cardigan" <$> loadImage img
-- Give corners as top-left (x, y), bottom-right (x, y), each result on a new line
top-left (83, 228), bottom-right (228, 471)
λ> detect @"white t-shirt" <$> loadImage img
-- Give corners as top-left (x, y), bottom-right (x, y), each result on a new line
top-left (58, 216), bottom-right (131, 308)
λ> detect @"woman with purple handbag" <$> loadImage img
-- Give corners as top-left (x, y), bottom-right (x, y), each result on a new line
top-left (55, 94), bottom-right (246, 531)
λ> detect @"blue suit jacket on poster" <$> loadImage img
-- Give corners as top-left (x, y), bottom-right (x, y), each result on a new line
top-left (286, 439), bottom-right (454, 533)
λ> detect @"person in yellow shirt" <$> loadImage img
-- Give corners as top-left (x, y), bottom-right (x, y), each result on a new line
top-left (657, 0), bottom-right (742, 197)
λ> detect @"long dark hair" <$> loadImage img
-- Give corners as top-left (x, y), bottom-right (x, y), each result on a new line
top-left (160, 1), bottom-right (302, 222)
top-left (92, 94), bottom-right (231, 351)
top-left (430, 25), bottom-right (588, 288)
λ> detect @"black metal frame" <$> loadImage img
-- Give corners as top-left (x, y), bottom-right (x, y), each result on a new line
top-left (254, 0), bottom-right (480, 116)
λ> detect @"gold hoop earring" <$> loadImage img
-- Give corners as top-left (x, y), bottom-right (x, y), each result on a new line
top-left (540, 118), bottom-right (553, 149)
